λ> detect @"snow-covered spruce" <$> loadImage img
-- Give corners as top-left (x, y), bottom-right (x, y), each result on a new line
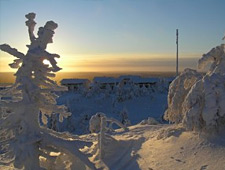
top-left (0, 13), bottom-right (96, 169)
top-left (164, 68), bottom-right (202, 124)
top-left (183, 43), bottom-right (225, 131)
top-left (165, 41), bottom-right (225, 132)
top-left (119, 107), bottom-right (131, 126)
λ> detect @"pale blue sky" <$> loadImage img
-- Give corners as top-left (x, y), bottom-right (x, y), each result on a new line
top-left (0, 0), bottom-right (224, 72)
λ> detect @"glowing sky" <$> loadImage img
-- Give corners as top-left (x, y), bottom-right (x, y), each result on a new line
top-left (0, 0), bottom-right (224, 73)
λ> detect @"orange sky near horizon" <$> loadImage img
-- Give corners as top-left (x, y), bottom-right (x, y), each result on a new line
top-left (0, 51), bottom-right (200, 73)
top-left (0, 0), bottom-right (224, 76)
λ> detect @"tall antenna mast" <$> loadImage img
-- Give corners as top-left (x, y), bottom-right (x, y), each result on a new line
top-left (176, 29), bottom-right (179, 76)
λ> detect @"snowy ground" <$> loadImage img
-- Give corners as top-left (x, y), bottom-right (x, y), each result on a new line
top-left (1, 84), bottom-right (225, 170)
top-left (1, 123), bottom-right (225, 170)
top-left (78, 124), bottom-right (225, 170)
top-left (56, 90), bottom-right (168, 134)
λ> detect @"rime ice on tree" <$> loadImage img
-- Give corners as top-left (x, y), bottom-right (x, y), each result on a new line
top-left (0, 13), bottom-right (96, 169)
top-left (164, 68), bottom-right (201, 124)
top-left (164, 36), bottom-right (225, 132)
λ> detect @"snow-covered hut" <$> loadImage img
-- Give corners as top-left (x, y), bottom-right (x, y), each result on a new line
top-left (60, 79), bottom-right (90, 91)
top-left (0, 86), bottom-right (6, 90)
top-left (92, 77), bottom-right (119, 90)
top-left (118, 75), bottom-right (141, 87)
top-left (119, 75), bottom-right (159, 88)
top-left (133, 77), bottom-right (159, 88)
top-left (0, 86), bottom-right (7, 90)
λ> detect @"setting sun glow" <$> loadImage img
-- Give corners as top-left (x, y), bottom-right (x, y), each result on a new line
top-left (0, 0), bottom-right (224, 83)
top-left (43, 59), bottom-right (51, 66)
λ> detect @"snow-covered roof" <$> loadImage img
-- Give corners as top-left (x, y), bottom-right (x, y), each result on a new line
top-left (164, 77), bottom-right (176, 82)
top-left (119, 75), bottom-right (159, 83)
top-left (119, 75), bottom-right (141, 81)
top-left (93, 77), bottom-right (119, 84)
top-left (133, 77), bottom-right (160, 83)
top-left (60, 79), bottom-right (90, 85)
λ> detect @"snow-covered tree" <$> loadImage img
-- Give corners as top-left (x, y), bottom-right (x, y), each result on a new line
top-left (87, 83), bottom-right (102, 98)
top-left (164, 68), bottom-right (201, 123)
top-left (0, 13), bottom-right (96, 169)
top-left (165, 38), bottom-right (225, 132)
top-left (116, 80), bottom-right (136, 102)
top-left (182, 43), bottom-right (225, 132)
top-left (120, 107), bottom-right (131, 126)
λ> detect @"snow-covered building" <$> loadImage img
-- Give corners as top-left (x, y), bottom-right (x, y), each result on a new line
top-left (60, 76), bottom-right (173, 92)
top-left (118, 75), bottom-right (160, 88)
top-left (0, 86), bottom-right (6, 90)
top-left (118, 75), bottom-right (140, 87)
top-left (134, 77), bottom-right (160, 88)
top-left (92, 77), bottom-right (119, 90)
top-left (60, 79), bottom-right (90, 91)
top-left (0, 85), bottom-right (11, 91)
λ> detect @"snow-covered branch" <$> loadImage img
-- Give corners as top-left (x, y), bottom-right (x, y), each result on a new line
top-left (25, 12), bottom-right (36, 42)
top-left (0, 44), bottom-right (25, 59)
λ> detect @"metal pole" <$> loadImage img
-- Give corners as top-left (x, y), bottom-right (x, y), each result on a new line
top-left (176, 29), bottom-right (179, 76)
